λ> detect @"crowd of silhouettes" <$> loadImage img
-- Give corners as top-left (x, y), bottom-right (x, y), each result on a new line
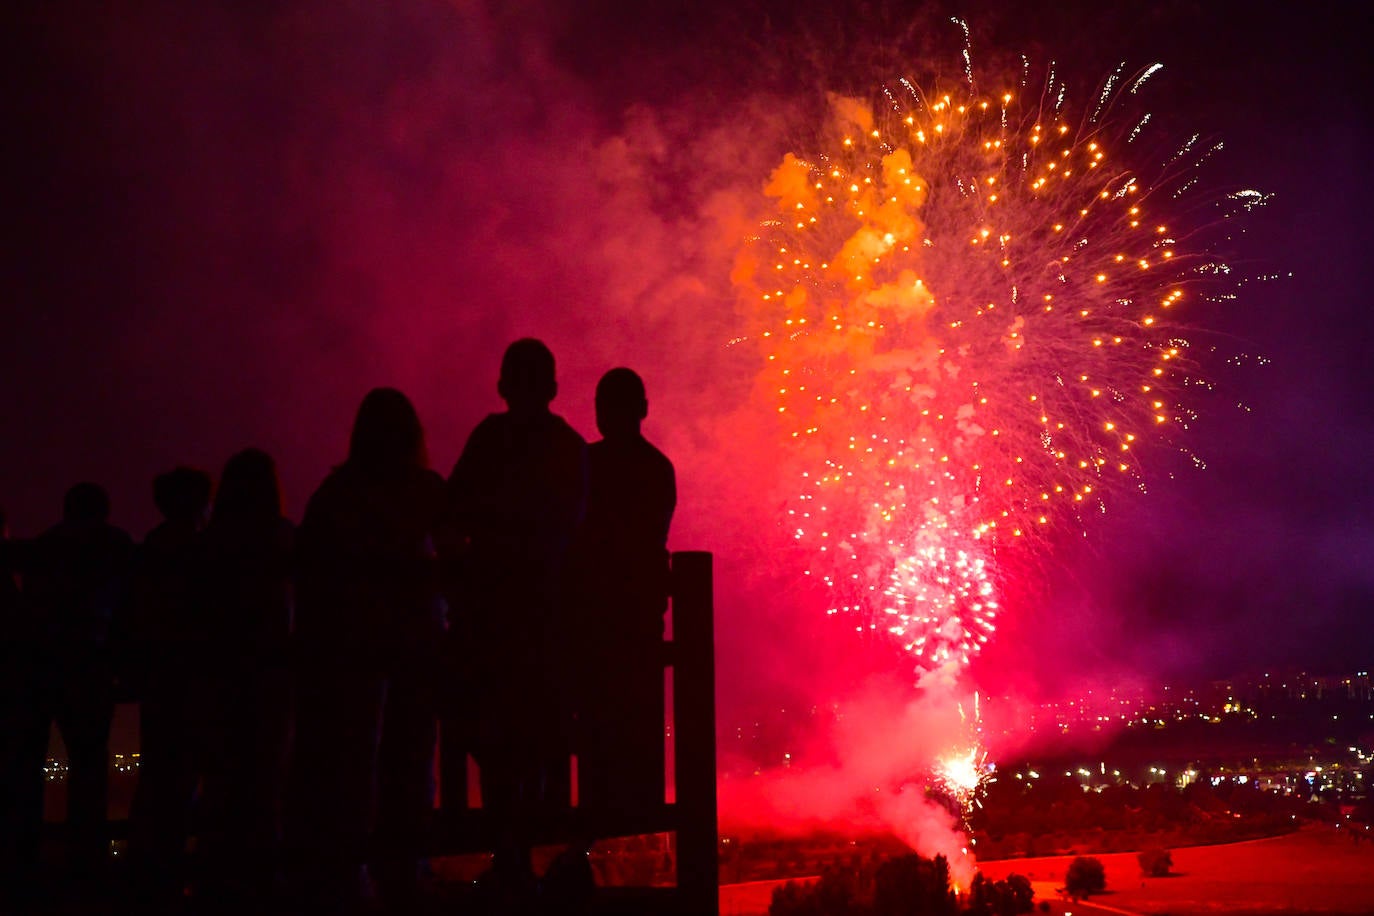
top-left (0, 339), bottom-right (676, 915)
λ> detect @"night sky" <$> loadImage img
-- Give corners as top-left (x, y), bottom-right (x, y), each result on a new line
top-left (4, 0), bottom-right (1372, 723)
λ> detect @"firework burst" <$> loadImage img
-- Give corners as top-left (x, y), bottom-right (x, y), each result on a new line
top-left (736, 55), bottom-right (1253, 671)
top-left (934, 746), bottom-right (988, 810)
top-left (933, 692), bottom-right (992, 818)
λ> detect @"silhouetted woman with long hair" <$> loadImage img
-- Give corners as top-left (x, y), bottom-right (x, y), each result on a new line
top-left (286, 388), bottom-right (446, 912)
top-left (193, 448), bottom-right (294, 904)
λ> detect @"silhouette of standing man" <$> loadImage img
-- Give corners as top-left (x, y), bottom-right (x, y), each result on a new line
top-left (14, 483), bottom-right (134, 887)
top-left (572, 368), bottom-right (675, 816)
top-left (0, 505), bottom-right (38, 902)
top-left (446, 339), bottom-right (586, 884)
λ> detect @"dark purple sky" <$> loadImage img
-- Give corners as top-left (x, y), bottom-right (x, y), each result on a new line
top-left (4, 0), bottom-right (1371, 712)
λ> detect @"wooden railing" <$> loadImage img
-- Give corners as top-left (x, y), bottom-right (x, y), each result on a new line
top-left (431, 550), bottom-right (719, 915)
top-left (91, 551), bottom-right (720, 914)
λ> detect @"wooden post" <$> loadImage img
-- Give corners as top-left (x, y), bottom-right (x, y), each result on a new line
top-left (671, 551), bottom-right (718, 915)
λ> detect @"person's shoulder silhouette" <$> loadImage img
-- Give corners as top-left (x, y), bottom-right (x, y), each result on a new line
top-left (0, 505), bottom-right (29, 646)
top-left (0, 501), bottom-right (32, 680)
top-left (584, 367), bottom-right (675, 559)
top-left (296, 387), bottom-right (445, 643)
top-left (134, 467), bottom-right (212, 641)
top-left (443, 339), bottom-right (588, 840)
top-left (573, 369), bottom-right (676, 816)
top-left (448, 338), bottom-right (587, 574)
top-left (27, 482), bottom-right (136, 647)
top-left (303, 388), bottom-right (444, 544)
top-left (199, 449), bottom-right (294, 654)
top-left (190, 448), bottom-right (295, 900)
top-left (16, 483), bottom-right (134, 876)
top-left (1, 506), bottom-right (18, 608)
top-left (120, 466), bottom-right (212, 704)
top-left (287, 388), bottom-right (445, 910)
top-left (203, 450), bottom-right (292, 552)
top-left (143, 468), bottom-right (212, 552)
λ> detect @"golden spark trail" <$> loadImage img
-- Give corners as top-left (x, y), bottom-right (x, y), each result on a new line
top-left (736, 62), bottom-right (1254, 672)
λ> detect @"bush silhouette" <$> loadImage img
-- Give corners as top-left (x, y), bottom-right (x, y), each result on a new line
top-left (1137, 847), bottom-right (1172, 877)
top-left (1064, 856), bottom-right (1106, 898)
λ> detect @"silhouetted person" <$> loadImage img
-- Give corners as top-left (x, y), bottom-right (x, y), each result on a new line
top-left (0, 505), bottom-right (19, 700)
top-left (445, 338), bottom-right (587, 888)
top-left (571, 368), bottom-right (675, 816)
top-left (193, 449), bottom-right (294, 904)
top-left (288, 388), bottom-right (446, 912)
top-left (0, 506), bottom-right (19, 619)
top-left (13, 483), bottom-right (134, 884)
top-left (126, 466), bottom-right (212, 904)
top-left (1, 506), bottom-right (40, 901)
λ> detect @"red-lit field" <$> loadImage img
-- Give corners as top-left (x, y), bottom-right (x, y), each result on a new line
top-left (721, 827), bottom-right (1374, 916)
top-left (975, 826), bottom-right (1374, 915)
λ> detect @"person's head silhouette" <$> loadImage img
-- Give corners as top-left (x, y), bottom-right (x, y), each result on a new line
top-left (152, 467), bottom-right (213, 526)
top-left (63, 482), bottom-right (111, 524)
top-left (595, 367), bottom-right (648, 441)
top-left (213, 449), bottom-right (282, 525)
top-left (348, 387), bottom-right (429, 473)
top-left (498, 338), bottom-right (557, 414)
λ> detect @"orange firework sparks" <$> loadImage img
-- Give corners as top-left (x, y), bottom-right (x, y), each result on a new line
top-left (735, 55), bottom-right (1260, 671)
